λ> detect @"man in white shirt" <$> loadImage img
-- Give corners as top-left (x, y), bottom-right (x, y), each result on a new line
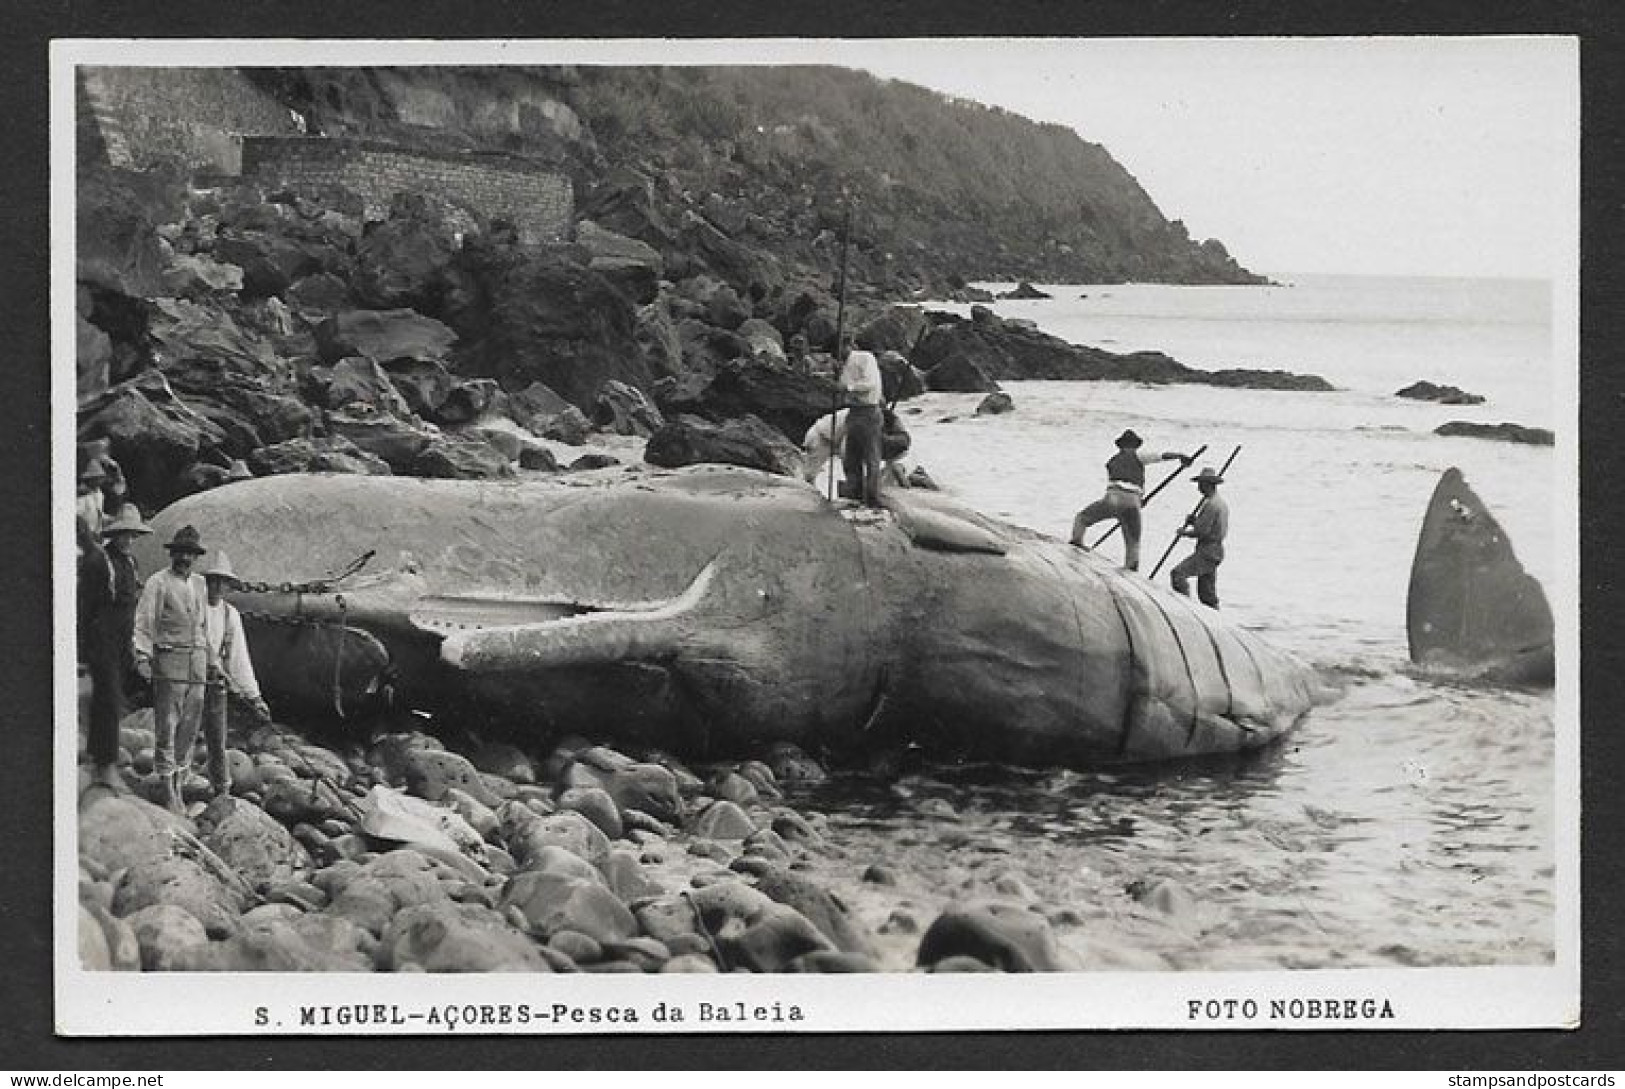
top-left (132, 524), bottom-right (210, 813)
top-left (199, 550), bottom-right (270, 798)
top-left (837, 336), bottom-right (885, 507)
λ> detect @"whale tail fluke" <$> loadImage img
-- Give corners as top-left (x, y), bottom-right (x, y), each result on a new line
top-left (1406, 468), bottom-right (1554, 687)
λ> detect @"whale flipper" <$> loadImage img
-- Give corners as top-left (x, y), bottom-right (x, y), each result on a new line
top-left (1406, 468), bottom-right (1554, 687)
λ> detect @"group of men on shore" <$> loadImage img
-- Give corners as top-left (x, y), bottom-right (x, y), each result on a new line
top-left (811, 341), bottom-right (1231, 606)
top-left (76, 448), bottom-right (265, 811)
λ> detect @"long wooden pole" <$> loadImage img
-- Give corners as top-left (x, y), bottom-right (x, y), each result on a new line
top-left (1149, 444), bottom-right (1241, 580)
top-left (826, 194), bottom-right (854, 502)
top-left (1090, 442), bottom-right (1208, 548)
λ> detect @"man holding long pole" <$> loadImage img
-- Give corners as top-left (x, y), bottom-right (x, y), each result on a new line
top-left (1168, 466), bottom-right (1230, 609)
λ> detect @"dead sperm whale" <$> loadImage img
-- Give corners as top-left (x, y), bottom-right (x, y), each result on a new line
top-left (136, 466), bottom-right (1320, 766)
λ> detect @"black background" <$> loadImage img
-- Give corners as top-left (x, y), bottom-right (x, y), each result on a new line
top-left (3, 0), bottom-right (1620, 1071)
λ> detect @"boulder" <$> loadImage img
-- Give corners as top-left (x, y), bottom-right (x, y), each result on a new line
top-left (434, 378), bottom-right (504, 426)
top-left (321, 849), bottom-right (460, 936)
top-left (442, 240), bottom-right (651, 412)
top-left (248, 435), bottom-right (392, 477)
top-left (752, 866), bottom-right (877, 956)
top-left (568, 452), bottom-right (620, 471)
top-left (350, 194), bottom-right (460, 312)
top-left (564, 760), bottom-right (683, 825)
top-left (168, 918), bottom-right (374, 972)
top-left (644, 413), bottom-right (804, 477)
top-left (211, 232), bottom-right (315, 299)
top-left (502, 871), bottom-right (638, 944)
top-left (162, 253), bottom-right (244, 298)
top-left (557, 787), bottom-right (624, 840)
top-left (540, 406), bottom-right (594, 446)
top-left (378, 901), bottom-right (552, 972)
top-left (635, 301), bottom-right (685, 381)
top-left (593, 380), bottom-right (665, 437)
top-left (111, 855), bottom-right (248, 939)
top-left (196, 795), bottom-right (313, 892)
top-left (286, 272), bottom-right (352, 314)
top-left (315, 309), bottom-right (457, 365)
top-left (764, 742), bottom-right (826, 783)
top-left (856, 306), bottom-right (929, 354)
top-left (916, 900), bottom-right (1072, 972)
top-left (76, 372), bottom-right (227, 503)
top-left (575, 220), bottom-right (663, 305)
top-left (323, 409), bottom-right (436, 472)
top-left (398, 748), bottom-right (504, 807)
top-left (77, 163), bottom-right (188, 298)
top-left (705, 285), bottom-right (751, 331)
top-left (653, 356), bottom-right (838, 441)
top-left (737, 318), bottom-right (786, 362)
top-left (260, 776), bottom-right (353, 827)
top-left (412, 435), bottom-right (515, 480)
top-left (924, 352), bottom-right (1002, 395)
top-left (976, 391), bottom-right (1015, 415)
top-left (470, 741), bottom-right (536, 785)
top-left (693, 800), bottom-right (757, 841)
top-left (125, 903), bottom-right (211, 970)
top-left (356, 786), bottom-right (485, 864)
top-left (381, 358), bottom-right (456, 419)
top-left (499, 804), bottom-right (612, 868)
top-left (878, 351), bottom-right (927, 402)
top-left (715, 902), bottom-right (834, 973)
top-left (326, 357), bottom-right (411, 417)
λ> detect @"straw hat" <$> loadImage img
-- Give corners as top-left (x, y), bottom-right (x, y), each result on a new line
top-left (100, 505), bottom-right (151, 537)
top-left (199, 549), bottom-right (239, 583)
top-left (163, 525), bottom-right (207, 555)
top-left (1115, 429), bottom-right (1143, 448)
top-left (1193, 467), bottom-right (1224, 486)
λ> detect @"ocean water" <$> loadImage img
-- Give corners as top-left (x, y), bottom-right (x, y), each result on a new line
top-left (786, 274), bottom-right (1565, 970)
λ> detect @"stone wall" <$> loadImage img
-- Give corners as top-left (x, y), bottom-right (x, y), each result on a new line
top-left (77, 68), bottom-right (303, 174)
top-left (241, 137), bottom-right (573, 244)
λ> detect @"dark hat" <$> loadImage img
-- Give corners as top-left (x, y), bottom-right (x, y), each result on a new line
top-left (1115, 429), bottom-right (1143, 448)
top-left (164, 524), bottom-right (207, 555)
top-left (1193, 467), bottom-right (1224, 486)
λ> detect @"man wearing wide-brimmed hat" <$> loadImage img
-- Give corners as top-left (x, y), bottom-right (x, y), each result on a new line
top-left (198, 550), bottom-right (269, 798)
top-left (74, 445), bottom-right (126, 536)
top-left (79, 505), bottom-right (152, 790)
top-left (1071, 429), bottom-right (1196, 571)
top-left (1170, 466), bottom-right (1230, 609)
top-left (131, 524), bottom-right (210, 813)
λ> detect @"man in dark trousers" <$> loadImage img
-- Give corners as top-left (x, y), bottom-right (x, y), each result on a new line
top-left (1170, 467), bottom-right (1230, 608)
top-left (1071, 429), bottom-right (1195, 571)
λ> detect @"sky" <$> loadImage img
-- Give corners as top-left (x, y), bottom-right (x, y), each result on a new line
top-left (844, 37), bottom-right (1577, 280)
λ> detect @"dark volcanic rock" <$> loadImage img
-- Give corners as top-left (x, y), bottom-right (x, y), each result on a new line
top-left (249, 435), bottom-right (392, 477)
top-left (998, 281), bottom-right (1052, 300)
top-left (381, 358), bottom-right (455, 419)
top-left (593, 380), bottom-right (665, 437)
top-left (443, 240), bottom-right (650, 413)
top-left (575, 220), bottom-right (664, 305)
top-left (349, 192), bottom-right (460, 312)
top-left (924, 351), bottom-right (1002, 394)
top-left (327, 357), bottom-right (411, 417)
top-left (1397, 380), bottom-right (1487, 405)
top-left (316, 309), bottom-right (458, 365)
top-left (653, 357), bottom-right (838, 441)
top-left (856, 306), bottom-right (929, 354)
top-left (412, 435), bottom-right (515, 480)
top-left (976, 391), bottom-right (1015, 415)
top-left (77, 163), bottom-right (188, 299)
top-left (77, 372), bottom-right (227, 504)
top-left (1434, 421), bottom-right (1554, 446)
top-left (324, 409), bottom-right (436, 472)
top-left (644, 414), bottom-right (805, 477)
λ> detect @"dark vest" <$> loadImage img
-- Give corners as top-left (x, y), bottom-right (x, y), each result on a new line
top-left (1107, 448), bottom-right (1144, 486)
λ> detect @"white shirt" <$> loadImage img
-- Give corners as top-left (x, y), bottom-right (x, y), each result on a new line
top-left (839, 350), bottom-right (883, 406)
top-left (203, 598), bottom-right (262, 701)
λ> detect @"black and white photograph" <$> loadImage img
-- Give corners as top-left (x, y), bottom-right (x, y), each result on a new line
top-left (53, 36), bottom-right (1578, 1036)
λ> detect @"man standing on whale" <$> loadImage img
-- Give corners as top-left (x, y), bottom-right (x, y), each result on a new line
top-left (1071, 429), bottom-right (1195, 571)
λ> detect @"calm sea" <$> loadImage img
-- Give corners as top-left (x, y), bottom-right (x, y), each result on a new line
top-left (789, 274), bottom-right (1565, 970)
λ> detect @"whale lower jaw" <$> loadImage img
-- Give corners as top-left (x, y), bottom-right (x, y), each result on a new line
top-left (437, 559), bottom-right (720, 674)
